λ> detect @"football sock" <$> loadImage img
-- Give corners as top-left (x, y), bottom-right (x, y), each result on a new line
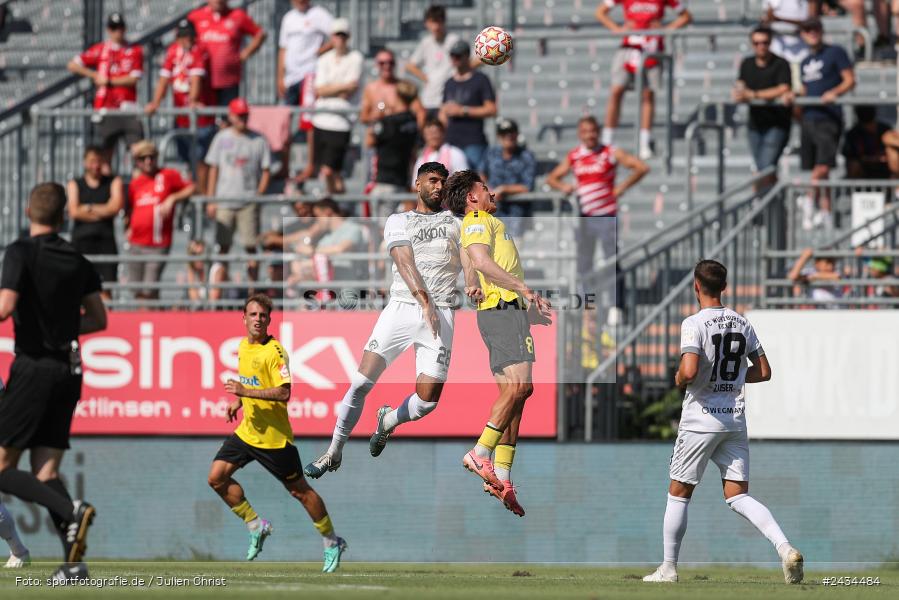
top-left (313, 515), bottom-right (339, 548)
top-left (726, 494), bottom-right (789, 550)
top-left (494, 444), bottom-right (516, 481)
top-left (601, 127), bottom-right (614, 146)
top-left (639, 129), bottom-right (652, 148)
top-left (383, 393), bottom-right (438, 431)
top-left (663, 494), bottom-right (690, 567)
top-left (0, 469), bottom-right (75, 523)
top-left (474, 423), bottom-right (503, 459)
top-left (0, 501), bottom-right (28, 557)
top-left (231, 499), bottom-right (260, 530)
top-left (43, 478), bottom-right (72, 552)
top-left (328, 372), bottom-right (374, 456)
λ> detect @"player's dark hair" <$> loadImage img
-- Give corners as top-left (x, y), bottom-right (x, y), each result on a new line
top-left (694, 259), bottom-right (728, 296)
top-left (244, 293), bottom-right (274, 316)
top-left (750, 25), bottom-right (773, 40)
top-left (422, 117), bottom-right (445, 131)
top-left (83, 144), bottom-right (105, 158)
top-left (424, 5), bottom-right (446, 23)
top-left (28, 182), bottom-right (66, 227)
top-left (416, 161), bottom-right (449, 181)
top-left (577, 115), bottom-right (600, 129)
top-left (444, 169), bottom-right (481, 215)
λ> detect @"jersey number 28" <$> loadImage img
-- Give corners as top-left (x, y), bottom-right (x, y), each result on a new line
top-left (710, 332), bottom-right (746, 382)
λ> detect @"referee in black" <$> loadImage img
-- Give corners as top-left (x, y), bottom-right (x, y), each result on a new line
top-left (0, 182), bottom-right (106, 581)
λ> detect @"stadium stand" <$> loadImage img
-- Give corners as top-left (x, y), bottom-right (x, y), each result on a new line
top-left (2, 0), bottom-right (898, 441)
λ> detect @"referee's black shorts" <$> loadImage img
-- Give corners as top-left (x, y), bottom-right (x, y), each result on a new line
top-left (476, 298), bottom-right (536, 375)
top-left (0, 354), bottom-right (82, 450)
top-left (214, 434), bottom-right (304, 483)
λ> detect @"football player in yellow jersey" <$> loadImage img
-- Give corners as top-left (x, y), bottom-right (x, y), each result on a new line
top-left (207, 294), bottom-right (347, 572)
top-left (445, 170), bottom-right (552, 517)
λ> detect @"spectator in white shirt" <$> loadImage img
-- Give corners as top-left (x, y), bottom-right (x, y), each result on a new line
top-left (404, 5), bottom-right (460, 118)
top-left (277, 0), bottom-right (333, 105)
top-left (411, 118), bottom-right (468, 186)
top-left (762, 0), bottom-right (815, 65)
top-left (295, 18), bottom-right (363, 195)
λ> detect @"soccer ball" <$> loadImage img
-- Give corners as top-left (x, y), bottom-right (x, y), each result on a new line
top-left (474, 26), bottom-right (513, 66)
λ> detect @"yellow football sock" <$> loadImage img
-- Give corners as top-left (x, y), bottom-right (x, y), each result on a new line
top-left (476, 423), bottom-right (503, 454)
top-left (313, 515), bottom-right (335, 537)
top-left (231, 499), bottom-right (258, 523)
top-left (495, 444), bottom-right (516, 471)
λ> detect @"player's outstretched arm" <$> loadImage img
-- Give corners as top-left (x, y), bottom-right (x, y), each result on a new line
top-left (745, 352), bottom-right (772, 383)
top-left (459, 246), bottom-right (484, 302)
top-left (674, 352), bottom-right (699, 389)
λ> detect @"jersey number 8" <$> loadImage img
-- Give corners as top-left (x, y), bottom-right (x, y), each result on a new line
top-left (710, 332), bottom-right (746, 382)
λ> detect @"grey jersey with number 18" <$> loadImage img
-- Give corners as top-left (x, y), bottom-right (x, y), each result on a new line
top-left (383, 210), bottom-right (462, 307)
top-left (679, 306), bottom-right (764, 433)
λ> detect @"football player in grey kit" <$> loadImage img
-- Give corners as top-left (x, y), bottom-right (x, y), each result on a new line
top-left (304, 162), bottom-right (481, 478)
top-left (644, 259), bottom-right (804, 585)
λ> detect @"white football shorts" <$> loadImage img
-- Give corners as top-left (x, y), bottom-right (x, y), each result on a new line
top-left (668, 429), bottom-right (749, 485)
top-left (364, 299), bottom-right (455, 380)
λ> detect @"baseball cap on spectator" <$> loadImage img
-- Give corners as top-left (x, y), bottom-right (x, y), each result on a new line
top-left (449, 40), bottom-right (470, 57)
top-left (331, 18), bottom-right (350, 36)
top-left (176, 18), bottom-right (196, 38)
top-left (496, 119), bottom-right (519, 135)
top-left (107, 13), bottom-right (126, 29)
top-left (228, 98), bottom-right (250, 116)
top-left (799, 17), bottom-right (823, 32)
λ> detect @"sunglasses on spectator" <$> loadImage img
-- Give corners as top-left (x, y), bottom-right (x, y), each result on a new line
top-left (377, 60), bottom-right (395, 66)
top-left (751, 39), bottom-right (771, 46)
top-left (135, 154), bottom-right (157, 161)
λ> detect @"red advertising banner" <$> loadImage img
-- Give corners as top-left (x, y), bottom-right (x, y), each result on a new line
top-left (0, 312), bottom-right (557, 437)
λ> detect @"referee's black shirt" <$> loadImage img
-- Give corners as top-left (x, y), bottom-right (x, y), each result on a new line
top-left (0, 234), bottom-right (101, 359)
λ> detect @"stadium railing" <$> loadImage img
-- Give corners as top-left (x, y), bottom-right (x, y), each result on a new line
top-left (685, 97), bottom-right (899, 210)
top-left (581, 177), bottom-right (899, 440)
top-left (581, 180), bottom-right (786, 440)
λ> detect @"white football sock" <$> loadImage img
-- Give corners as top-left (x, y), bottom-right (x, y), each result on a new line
top-left (640, 129), bottom-right (652, 148)
top-left (663, 494), bottom-right (689, 567)
top-left (494, 466), bottom-right (510, 481)
top-left (601, 127), bottom-right (614, 146)
top-left (246, 517), bottom-right (261, 532)
top-left (322, 532), bottom-right (339, 548)
top-left (382, 393), bottom-right (437, 431)
top-left (726, 494), bottom-right (789, 550)
top-left (0, 502), bottom-right (28, 557)
top-left (328, 371), bottom-right (374, 456)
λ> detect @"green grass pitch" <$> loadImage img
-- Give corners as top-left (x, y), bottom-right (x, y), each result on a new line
top-left (1, 562), bottom-right (896, 599)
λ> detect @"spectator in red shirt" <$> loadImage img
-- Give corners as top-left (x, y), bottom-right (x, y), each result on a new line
top-left (126, 140), bottom-right (196, 300)
top-left (146, 19), bottom-right (218, 195)
top-left (67, 13), bottom-right (144, 166)
top-left (188, 0), bottom-right (267, 107)
top-left (595, 0), bottom-right (692, 159)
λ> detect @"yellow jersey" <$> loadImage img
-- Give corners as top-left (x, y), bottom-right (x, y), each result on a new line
top-left (461, 209), bottom-right (525, 310)
top-left (233, 336), bottom-right (293, 449)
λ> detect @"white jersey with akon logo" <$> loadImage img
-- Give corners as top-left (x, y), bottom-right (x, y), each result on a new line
top-left (383, 210), bottom-right (462, 308)
top-left (679, 306), bottom-right (764, 432)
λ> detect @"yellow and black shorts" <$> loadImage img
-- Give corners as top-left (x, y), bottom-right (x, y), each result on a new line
top-left (214, 434), bottom-right (303, 483)
top-left (476, 298), bottom-right (536, 375)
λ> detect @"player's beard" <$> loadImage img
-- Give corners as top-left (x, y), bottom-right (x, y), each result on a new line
top-left (421, 189), bottom-right (443, 212)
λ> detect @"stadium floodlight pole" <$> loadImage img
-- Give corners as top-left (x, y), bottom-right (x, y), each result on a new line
top-left (582, 181), bottom-right (786, 441)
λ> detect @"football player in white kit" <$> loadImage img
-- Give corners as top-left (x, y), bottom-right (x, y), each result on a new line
top-left (644, 260), bottom-right (804, 585)
top-left (304, 162), bottom-right (480, 478)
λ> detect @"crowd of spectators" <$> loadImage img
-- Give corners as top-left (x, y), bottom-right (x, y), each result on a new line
top-left (33, 0), bottom-right (899, 307)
